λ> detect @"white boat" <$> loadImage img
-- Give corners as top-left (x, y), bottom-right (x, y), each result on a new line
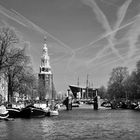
top-left (49, 110), bottom-right (59, 116)
top-left (47, 100), bottom-right (59, 116)
top-left (134, 104), bottom-right (140, 110)
top-left (0, 105), bottom-right (9, 119)
top-left (72, 102), bottom-right (80, 107)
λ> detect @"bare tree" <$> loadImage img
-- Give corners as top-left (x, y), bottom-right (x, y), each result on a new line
top-left (98, 86), bottom-right (108, 99)
top-left (107, 66), bottom-right (129, 99)
top-left (0, 26), bottom-right (37, 102)
top-left (17, 66), bottom-right (38, 100)
top-left (0, 26), bottom-right (19, 71)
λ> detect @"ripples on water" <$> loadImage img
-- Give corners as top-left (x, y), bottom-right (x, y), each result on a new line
top-left (1, 107), bottom-right (140, 140)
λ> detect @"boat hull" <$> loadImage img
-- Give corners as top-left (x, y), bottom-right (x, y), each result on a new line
top-left (7, 108), bottom-right (21, 118)
top-left (0, 105), bottom-right (9, 119)
top-left (0, 112), bottom-right (9, 119)
top-left (20, 107), bottom-right (46, 118)
top-left (47, 110), bottom-right (59, 116)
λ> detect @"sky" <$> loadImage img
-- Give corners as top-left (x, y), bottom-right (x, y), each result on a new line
top-left (0, 0), bottom-right (140, 93)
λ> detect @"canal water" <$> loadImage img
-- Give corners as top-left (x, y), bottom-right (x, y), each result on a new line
top-left (1, 106), bottom-right (140, 140)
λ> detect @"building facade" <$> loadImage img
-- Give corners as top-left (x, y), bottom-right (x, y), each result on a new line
top-left (38, 38), bottom-right (56, 100)
top-left (0, 73), bottom-right (8, 103)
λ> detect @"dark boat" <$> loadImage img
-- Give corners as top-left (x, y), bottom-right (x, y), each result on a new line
top-left (6, 108), bottom-right (21, 118)
top-left (20, 105), bottom-right (46, 118)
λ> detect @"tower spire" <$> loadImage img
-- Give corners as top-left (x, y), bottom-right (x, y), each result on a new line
top-left (44, 36), bottom-right (47, 44)
top-left (38, 37), bottom-right (56, 101)
top-left (40, 37), bottom-right (51, 74)
top-left (43, 36), bottom-right (47, 49)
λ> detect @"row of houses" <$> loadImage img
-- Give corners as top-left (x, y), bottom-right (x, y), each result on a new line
top-left (0, 74), bottom-right (34, 104)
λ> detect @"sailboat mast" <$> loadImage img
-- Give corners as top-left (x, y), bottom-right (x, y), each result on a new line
top-left (86, 74), bottom-right (89, 99)
top-left (51, 74), bottom-right (54, 100)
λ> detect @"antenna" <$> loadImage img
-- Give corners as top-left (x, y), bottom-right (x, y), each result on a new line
top-left (86, 74), bottom-right (89, 88)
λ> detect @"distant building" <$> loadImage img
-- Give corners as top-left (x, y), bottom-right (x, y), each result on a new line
top-left (38, 38), bottom-right (56, 100)
top-left (0, 73), bottom-right (8, 103)
top-left (69, 85), bottom-right (97, 99)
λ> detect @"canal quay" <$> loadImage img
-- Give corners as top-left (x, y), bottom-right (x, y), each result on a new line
top-left (1, 104), bottom-right (140, 140)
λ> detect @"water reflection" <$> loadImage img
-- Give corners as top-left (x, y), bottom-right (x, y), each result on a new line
top-left (1, 109), bottom-right (140, 140)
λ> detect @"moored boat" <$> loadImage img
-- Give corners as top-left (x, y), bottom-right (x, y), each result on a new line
top-left (47, 109), bottom-right (59, 116)
top-left (72, 103), bottom-right (80, 107)
top-left (134, 104), bottom-right (140, 111)
top-left (50, 110), bottom-right (59, 116)
top-left (0, 105), bottom-right (9, 119)
top-left (6, 108), bottom-right (21, 118)
top-left (20, 105), bottom-right (46, 118)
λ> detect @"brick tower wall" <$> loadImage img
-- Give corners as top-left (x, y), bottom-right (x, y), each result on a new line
top-left (38, 73), bottom-right (53, 100)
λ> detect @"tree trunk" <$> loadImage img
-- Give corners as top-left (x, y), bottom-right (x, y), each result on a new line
top-left (8, 74), bottom-right (13, 103)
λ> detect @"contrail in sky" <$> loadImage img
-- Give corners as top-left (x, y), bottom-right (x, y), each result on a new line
top-left (75, 15), bottom-right (139, 53)
top-left (10, 9), bottom-right (76, 73)
top-left (0, 4), bottom-right (76, 68)
top-left (126, 17), bottom-right (140, 64)
top-left (0, 5), bottom-right (73, 54)
top-left (11, 9), bottom-right (76, 70)
top-left (86, 0), bottom-right (132, 65)
top-left (11, 9), bottom-right (73, 53)
top-left (91, 53), bottom-right (128, 71)
top-left (0, 5), bottom-right (27, 27)
top-left (1, 3), bottom-right (140, 72)
top-left (91, 46), bottom-right (140, 71)
top-left (81, 0), bottom-right (124, 62)
top-left (86, 45), bottom-right (129, 68)
top-left (114, 0), bottom-right (132, 29)
top-left (0, 5), bottom-right (76, 74)
top-left (71, 14), bottom-right (139, 70)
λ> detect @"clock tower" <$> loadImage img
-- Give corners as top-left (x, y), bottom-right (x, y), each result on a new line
top-left (38, 37), bottom-right (55, 100)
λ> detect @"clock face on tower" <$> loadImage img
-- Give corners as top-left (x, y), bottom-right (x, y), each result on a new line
top-left (41, 67), bottom-right (49, 72)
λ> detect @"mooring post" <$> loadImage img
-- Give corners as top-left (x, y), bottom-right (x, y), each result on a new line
top-left (93, 89), bottom-right (98, 110)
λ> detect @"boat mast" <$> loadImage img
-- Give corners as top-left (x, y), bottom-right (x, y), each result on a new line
top-left (51, 74), bottom-right (54, 100)
top-left (86, 74), bottom-right (89, 99)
